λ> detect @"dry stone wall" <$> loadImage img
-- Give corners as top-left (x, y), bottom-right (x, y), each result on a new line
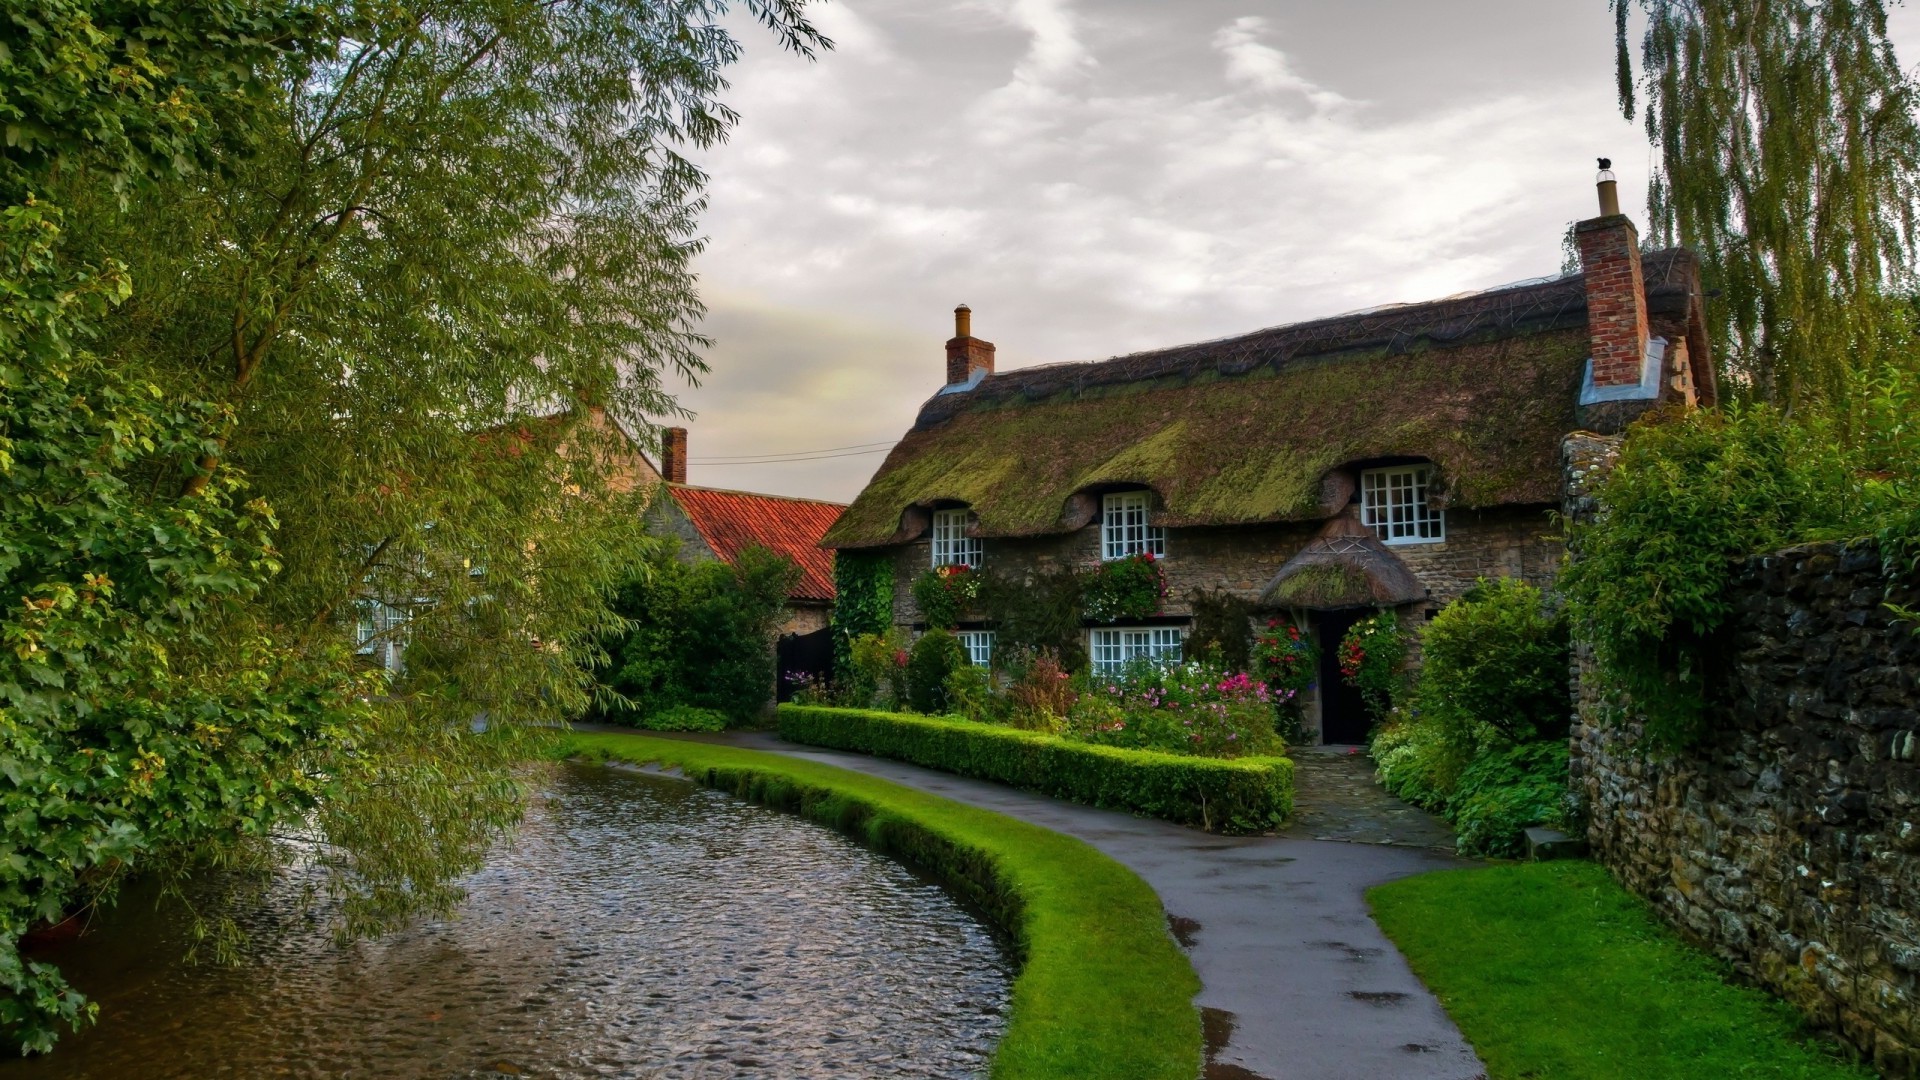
top-left (1571, 540), bottom-right (1920, 1076)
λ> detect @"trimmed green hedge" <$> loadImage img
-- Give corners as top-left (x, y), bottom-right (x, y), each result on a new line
top-left (561, 731), bottom-right (1202, 1079)
top-left (776, 705), bottom-right (1293, 834)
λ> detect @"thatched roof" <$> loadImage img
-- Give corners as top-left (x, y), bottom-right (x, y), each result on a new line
top-left (823, 250), bottom-right (1700, 549)
top-left (1257, 516), bottom-right (1427, 610)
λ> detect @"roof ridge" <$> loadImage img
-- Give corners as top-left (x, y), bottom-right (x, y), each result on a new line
top-left (670, 483), bottom-right (847, 509)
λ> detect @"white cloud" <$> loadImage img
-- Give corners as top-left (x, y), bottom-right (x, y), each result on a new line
top-left (677, 0), bottom-right (1651, 501)
top-left (1211, 16), bottom-right (1351, 111)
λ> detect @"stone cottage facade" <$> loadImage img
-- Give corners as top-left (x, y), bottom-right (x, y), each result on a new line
top-left (821, 169), bottom-right (1713, 744)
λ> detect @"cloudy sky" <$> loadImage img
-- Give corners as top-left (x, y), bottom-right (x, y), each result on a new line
top-left (668, 0), bottom-right (1920, 502)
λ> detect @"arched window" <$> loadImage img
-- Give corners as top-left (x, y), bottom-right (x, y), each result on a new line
top-left (1100, 491), bottom-right (1165, 560)
top-left (1360, 464), bottom-right (1445, 544)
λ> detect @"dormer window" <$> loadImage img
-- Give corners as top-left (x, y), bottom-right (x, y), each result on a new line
top-left (931, 508), bottom-right (981, 567)
top-left (1361, 465), bottom-right (1445, 545)
top-left (1101, 491), bottom-right (1166, 561)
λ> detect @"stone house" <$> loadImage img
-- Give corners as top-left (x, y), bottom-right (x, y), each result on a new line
top-left (643, 427), bottom-right (846, 693)
top-left (820, 167), bottom-right (1713, 743)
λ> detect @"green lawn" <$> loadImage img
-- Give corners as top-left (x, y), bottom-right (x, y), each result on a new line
top-left (559, 731), bottom-right (1202, 1080)
top-left (1369, 861), bottom-right (1875, 1080)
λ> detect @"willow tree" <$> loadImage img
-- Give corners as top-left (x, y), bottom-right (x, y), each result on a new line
top-left (1611, 0), bottom-right (1920, 412)
top-left (3, 0), bottom-right (826, 1052)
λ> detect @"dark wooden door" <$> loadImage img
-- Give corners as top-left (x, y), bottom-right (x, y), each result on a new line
top-left (1316, 608), bottom-right (1374, 744)
top-left (775, 626), bottom-right (834, 703)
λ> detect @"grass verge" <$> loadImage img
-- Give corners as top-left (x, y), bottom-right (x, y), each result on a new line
top-left (559, 730), bottom-right (1203, 1080)
top-left (1368, 861), bottom-right (1876, 1080)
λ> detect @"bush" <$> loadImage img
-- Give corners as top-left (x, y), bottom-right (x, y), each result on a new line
top-left (1417, 578), bottom-right (1570, 747)
top-left (1561, 405), bottom-right (1850, 749)
top-left (848, 628), bottom-right (911, 711)
top-left (1000, 647), bottom-right (1077, 730)
top-left (634, 704), bottom-right (729, 732)
top-left (1448, 742), bottom-right (1571, 858)
top-left (907, 629), bottom-right (968, 713)
top-left (777, 705), bottom-right (1294, 834)
top-left (943, 662), bottom-right (993, 721)
top-left (600, 542), bottom-right (800, 725)
top-left (1371, 715), bottom-right (1461, 811)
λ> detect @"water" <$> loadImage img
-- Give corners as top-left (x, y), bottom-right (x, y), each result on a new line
top-left (7, 763), bottom-right (1013, 1079)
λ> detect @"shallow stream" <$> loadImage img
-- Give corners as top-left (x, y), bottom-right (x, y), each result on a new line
top-left (6, 763), bottom-right (1012, 1079)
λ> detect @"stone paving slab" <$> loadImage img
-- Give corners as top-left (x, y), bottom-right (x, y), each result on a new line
top-left (652, 730), bottom-right (1487, 1080)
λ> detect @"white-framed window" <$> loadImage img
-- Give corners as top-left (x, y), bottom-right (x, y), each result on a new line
top-left (1361, 465), bottom-right (1445, 545)
top-left (955, 630), bottom-right (995, 667)
top-left (1101, 491), bottom-right (1166, 561)
top-left (1089, 626), bottom-right (1183, 674)
top-left (354, 599), bottom-right (411, 672)
top-left (931, 508), bottom-right (982, 568)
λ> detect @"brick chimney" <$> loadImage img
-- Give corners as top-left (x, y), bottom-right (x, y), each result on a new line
top-left (661, 426), bottom-right (688, 484)
top-left (945, 304), bottom-right (995, 387)
top-left (1576, 159), bottom-right (1655, 395)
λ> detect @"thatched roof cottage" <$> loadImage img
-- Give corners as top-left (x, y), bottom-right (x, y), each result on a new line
top-left (822, 168), bottom-right (1710, 742)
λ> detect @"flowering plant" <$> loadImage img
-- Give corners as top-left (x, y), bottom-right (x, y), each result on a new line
top-left (1082, 552), bottom-right (1167, 622)
top-left (1252, 618), bottom-right (1317, 699)
top-left (910, 563), bottom-right (980, 630)
top-left (1338, 610), bottom-right (1407, 723)
top-left (1073, 659), bottom-right (1285, 757)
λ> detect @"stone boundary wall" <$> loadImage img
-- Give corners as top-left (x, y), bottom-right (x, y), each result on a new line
top-left (1571, 539), bottom-right (1920, 1076)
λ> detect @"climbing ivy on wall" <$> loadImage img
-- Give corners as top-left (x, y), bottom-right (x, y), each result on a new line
top-left (831, 551), bottom-right (894, 681)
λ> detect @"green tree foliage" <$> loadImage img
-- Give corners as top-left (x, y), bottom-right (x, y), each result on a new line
top-left (1561, 406), bottom-right (1853, 747)
top-left (1611, 0), bottom-right (1920, 410)
top-left (1, 0), bottom-right (827, 1052)
top-left (600, 544), bottom-right (802, 725)
top-left (1415, 578), bottom-right (1571, 746)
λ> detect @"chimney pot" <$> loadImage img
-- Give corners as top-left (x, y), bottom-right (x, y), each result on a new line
top-left (1595, 156), bottom-right (1621, 216)
top-left (944, 305), bottom-right (995, 387)
top-left (661, 426), bottom-right (688, 484)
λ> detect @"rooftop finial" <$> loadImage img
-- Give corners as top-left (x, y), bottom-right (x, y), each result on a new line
top-left (1595, 158), bottom-right (1621, 216)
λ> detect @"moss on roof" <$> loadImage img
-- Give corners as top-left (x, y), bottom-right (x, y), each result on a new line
top-left (824, 327), bottom-right (1588, 548)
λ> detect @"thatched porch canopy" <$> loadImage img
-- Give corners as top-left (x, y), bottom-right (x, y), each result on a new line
top-left (1257, 519), bottom-right (1428, 610)
top-left (821, 250), bottom-right (1702, 550)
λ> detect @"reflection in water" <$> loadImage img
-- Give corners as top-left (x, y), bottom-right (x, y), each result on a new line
top-left (8, 763), bottom-right (1012, 1079)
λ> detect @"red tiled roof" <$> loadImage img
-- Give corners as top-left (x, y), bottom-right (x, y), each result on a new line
top-left (668, 486), bottom-right (845, 603)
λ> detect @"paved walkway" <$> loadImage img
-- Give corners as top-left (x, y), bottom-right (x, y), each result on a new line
top-left (662, 732), bottom-right (1486, 1080)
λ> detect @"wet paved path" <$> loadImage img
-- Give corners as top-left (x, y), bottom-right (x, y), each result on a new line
top-left (652, 731), bottom-right (1486, 1080)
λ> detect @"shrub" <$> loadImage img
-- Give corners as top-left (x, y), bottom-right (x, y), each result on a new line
top-left (1001, 647), bottom-right (1078, 730)
top-left (777, 705), bottom-right (1295, 833)
top-left (910, 564), bottom-right (980, 630)
top-left (943, 662), bottom-right (994, 721)
top-left (1338, 610), bottom-right (1406, 722)
top-left (600, 542), bottom-right (800, 725)
top-left (1447, 742), bottom-right (1570, 858)
top-left (848, 629), bottom-right (911, 711)
top-left (635, 704), bottom-right (729, 732)
top-left (1371, 714), bottom-right (1461, 811)
top-left (907, 629), bottom-right (968, 713)
top-left (1081, 552), bottom-right (1166, 623)
top-left (1416, 578), bottom-right (1570, 747)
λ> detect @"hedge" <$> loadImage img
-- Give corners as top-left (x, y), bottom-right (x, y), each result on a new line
top-left (561, 731), bottom-right (1203, 1079)
top-left (776, 705), bottom-right (1293, 834)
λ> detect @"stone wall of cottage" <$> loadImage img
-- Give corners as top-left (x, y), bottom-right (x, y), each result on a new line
top-left (1570, 541), bottom-right (1920, 1076)
top-left (886, 506), bottom-right (1560, 629)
